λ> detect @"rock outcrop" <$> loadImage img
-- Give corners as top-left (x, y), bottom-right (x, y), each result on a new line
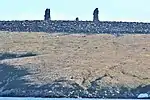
top-left (93, 8), bottom-right (99, 22)
top-left (44, 8), bottom-right (51, 20)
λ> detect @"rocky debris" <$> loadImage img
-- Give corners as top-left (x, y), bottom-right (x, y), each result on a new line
top-left (0, 7), bottom-right (150, 33)
top-left (0, 64), bottom-right (150, 99)
top-left (93, 8), bottom-right (99, 22)
top-left (0, 20), bottom-right (150, 33)
top-left (44, 9), bottom-right (51, 20)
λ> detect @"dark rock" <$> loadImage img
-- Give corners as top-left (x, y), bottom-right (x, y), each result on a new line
top-left (0, 20), bottom-right (150, 34)
top-left (93, 8), bottom-right (99, 22)
top-left (75, 17), bottom-right (79, 21)
top-left (0, 52), bottom-right (37, 60)
top-left (44, 8), bottom-right (51, 20)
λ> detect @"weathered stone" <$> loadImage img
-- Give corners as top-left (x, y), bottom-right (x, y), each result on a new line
top-left (75, 17), bottom-right (79, 21)
top-left (0, 20), bottom-right (150, 33)
top-left (93, 8), bottom-right (99, 22)
top-left (44, 8), bottom-right (51, 20)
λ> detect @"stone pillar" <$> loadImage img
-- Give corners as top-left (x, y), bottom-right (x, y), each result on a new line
top-left (75, 17), bottom-right (79, 21)
top-left (93, 8), bottom-right (99, 22)
top-left (44, 8), bottom-right (51, 20)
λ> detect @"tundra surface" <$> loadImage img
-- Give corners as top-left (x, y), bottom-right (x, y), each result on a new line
top-left (0, 32), bottom-right (150, 98)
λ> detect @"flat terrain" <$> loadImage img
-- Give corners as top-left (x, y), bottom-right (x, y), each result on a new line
top-left (0, 32), bottom-right (150, 89)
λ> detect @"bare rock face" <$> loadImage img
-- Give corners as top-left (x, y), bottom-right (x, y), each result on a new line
top-left (93, 8), bottom-right (99, 22)
top-left (44, 8), bottom-right (51, 20)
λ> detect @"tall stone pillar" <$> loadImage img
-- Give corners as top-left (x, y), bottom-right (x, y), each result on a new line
top-left (93, 8), bottom-right (99, 22)
top-left (44, 8), bottom-right (51, 20)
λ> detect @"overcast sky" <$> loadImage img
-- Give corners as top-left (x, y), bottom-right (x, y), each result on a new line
top-left (0, 0), bottom-right (150, 22)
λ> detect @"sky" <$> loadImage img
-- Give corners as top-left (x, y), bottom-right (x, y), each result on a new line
top-left (0, 0), bottom-right (150, 22)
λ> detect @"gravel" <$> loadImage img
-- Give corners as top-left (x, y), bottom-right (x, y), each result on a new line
top-left (0, 20), bottom-right (150, 34)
